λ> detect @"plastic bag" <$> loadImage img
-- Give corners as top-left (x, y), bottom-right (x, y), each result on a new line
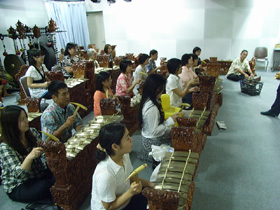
top-left (150, 163), bottom-right (161, 182)
top-left (148, 144), bottom-right (174, 162)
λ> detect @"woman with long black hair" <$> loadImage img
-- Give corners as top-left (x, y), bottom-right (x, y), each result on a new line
top-left (137, 74), bottom-right (179, 162)
top-left (0, 105), bottom-right (54, 202)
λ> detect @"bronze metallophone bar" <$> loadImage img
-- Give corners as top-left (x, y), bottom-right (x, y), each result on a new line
top-left (144, 151), bottom-right (199, 210)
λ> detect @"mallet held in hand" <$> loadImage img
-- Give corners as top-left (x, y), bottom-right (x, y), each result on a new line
top-left (125, 163), bottom-right (147, 183)
top-left (41, 131), bottom-right (59, 142)
top-left (70, 102), bottom-right (88, 117)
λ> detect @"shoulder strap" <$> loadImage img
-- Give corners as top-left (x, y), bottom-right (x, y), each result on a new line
top-left (33, 65), bottom-right (46, 80)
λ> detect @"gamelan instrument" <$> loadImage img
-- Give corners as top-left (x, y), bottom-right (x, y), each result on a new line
top-left (37, 114), bottom-right (122, 210)
top-left (148, 150), bottom-right (199, 210)
top-left (64, 114), bottom-right (122, 159)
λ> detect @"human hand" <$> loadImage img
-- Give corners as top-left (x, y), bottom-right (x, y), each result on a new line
top-left (244, 74), bottom-right (249, 79)
top-left (27, 147), bottom-right (44, 160)
top-left (43, 81), bottom-right (49, 88)
top-left (136, 78), bottom-right (142, 84)
top-left (65, 115), bottom-right (75, 127)
top-left (148, 182), bottom-right (155, 188)
top-left (189, 86), bottom-right (199, 93)
top-left (44, 81), bottom-right (51, 87)
top-left (129, 181), bottom-right (142, 195)
top-left (171, 112), bottom-right (180, 122)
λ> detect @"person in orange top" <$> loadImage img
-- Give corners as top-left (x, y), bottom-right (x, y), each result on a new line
top-left (94, 71), bottom-right (113, 116)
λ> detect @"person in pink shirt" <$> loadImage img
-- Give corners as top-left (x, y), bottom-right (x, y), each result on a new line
top-left (116, 59), bottom-right (141, 97)
top-left (179, 54), bottom-right (199, 105)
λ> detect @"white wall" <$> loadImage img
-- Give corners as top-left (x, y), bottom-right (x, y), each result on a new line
top-left (87, 11), bottom-right (106, 50)
top-left (85, 0), bottom-right (280, 67)
top-left (1, 0), bottom-right (280, 68)
top-left (0, 0), bottom-right (49, 65)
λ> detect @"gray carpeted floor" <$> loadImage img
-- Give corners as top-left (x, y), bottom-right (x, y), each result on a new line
top-left (191, 70), bottom-right (280, 210)
top-left (0, 69), bottom-right (279, 210)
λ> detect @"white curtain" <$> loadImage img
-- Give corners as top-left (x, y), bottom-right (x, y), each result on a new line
top-left (45, 1), bottom-right (90, 51)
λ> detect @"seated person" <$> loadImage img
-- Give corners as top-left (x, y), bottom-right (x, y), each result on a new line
top-left (133, 53), bottom-right (149, 95)
top-left (62, 42), bottom-right (80, 77)
top-left (41, 80), bottom-right (83, 143)
top-left (104, 44), bottom-right (113, 65)
top-left (179, 54), bottom-right (197, 89)
top-left (193, 47), bottom-right (207, 74)
top-left (179, 54), bottom-right (199, 105)
top-left (166, 58), bottom-right (199, 107)
top-left (25, 49), bottom-right (51, 99)
top-left (116, 59), bottom-right (141, 97)
top-left (146, 49), bottom-right (161, 74)
top-left (137, 74), bottom-right (179, 162)
top-left (193, 46), bottom-right (202, 66)
top-left (0, 105), bottom-right (54, 202)
top-left (192, 53), bottom-right (205, 75)
top-left (226, 50), bottom-right (256, 81)
top-left (91, 123), bottom-right (154, 210)
top-left (94, 71), bottom-right (114, 116)
top-left (87, 48), bottom-right (100, 69)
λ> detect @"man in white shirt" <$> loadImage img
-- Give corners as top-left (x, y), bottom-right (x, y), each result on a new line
top-left (226, 50), bottom-right (256, 81)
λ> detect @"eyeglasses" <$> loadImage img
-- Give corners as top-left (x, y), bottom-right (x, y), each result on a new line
top-left (36, 55), bottom-right (45, 58)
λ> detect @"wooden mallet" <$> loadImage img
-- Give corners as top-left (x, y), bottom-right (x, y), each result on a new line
top-left (41, 131), bottom-right (59, 142)
top-left (125, 163), bottom-right (147, 183)
top-left (70, 102), bottom-right (88, 117)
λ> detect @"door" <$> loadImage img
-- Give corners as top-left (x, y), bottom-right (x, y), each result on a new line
top-left (86, 11), bottom-right (106, 52)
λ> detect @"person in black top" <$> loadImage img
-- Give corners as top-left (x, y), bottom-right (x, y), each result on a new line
top-left (25, 49), bottom-right (51, 99)
top-left (193, 46), bottom-right (202, 66)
